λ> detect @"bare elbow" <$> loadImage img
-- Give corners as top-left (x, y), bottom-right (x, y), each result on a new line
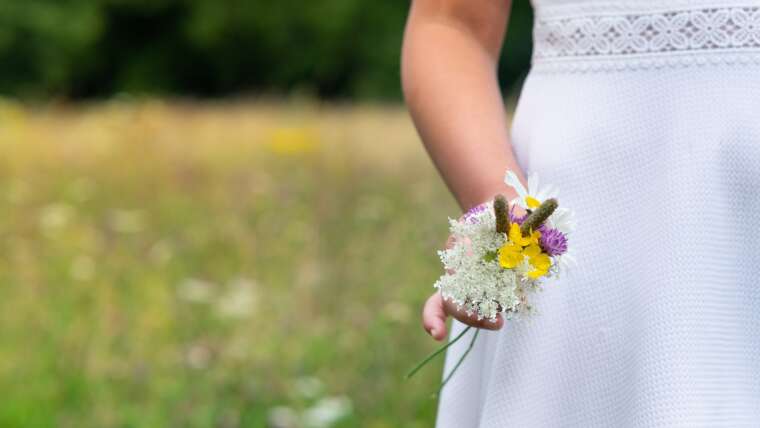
top-left (402, 0), bottom-right (511, 60)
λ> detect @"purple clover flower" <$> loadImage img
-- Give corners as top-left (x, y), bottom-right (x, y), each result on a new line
top-left (463, 202), bottom-right (488, 223)
top-left (507, 203), bottom-right (567, 255)
top-left (538, 226), bottom-right (567, 256)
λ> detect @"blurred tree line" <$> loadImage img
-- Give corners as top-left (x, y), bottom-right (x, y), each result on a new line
top-left (0, 0), bottom-right (533, 100)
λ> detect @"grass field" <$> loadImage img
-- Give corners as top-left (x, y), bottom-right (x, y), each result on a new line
top-left (0, 99), bottom-right (463, 427)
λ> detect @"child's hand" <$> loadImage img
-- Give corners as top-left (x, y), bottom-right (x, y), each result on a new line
top-left (422, 291), bottom-right (504, 341)
top-left (422, 232), bottom-right (505, 341)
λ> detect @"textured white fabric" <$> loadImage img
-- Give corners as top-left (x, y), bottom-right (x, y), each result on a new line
top-left (534, 7), bottom-right (760, 60)
top-left (435, 1), bottom-right (760, 427)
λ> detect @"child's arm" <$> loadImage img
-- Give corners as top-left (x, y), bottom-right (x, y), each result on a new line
top-left (401, 0), bottom-right (523, 211)
top-left (401, 0), bottom-right (526, 340)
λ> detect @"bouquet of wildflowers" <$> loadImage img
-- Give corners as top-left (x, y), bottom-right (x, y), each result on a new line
top-left (407, 169), bottom-right (576, 392)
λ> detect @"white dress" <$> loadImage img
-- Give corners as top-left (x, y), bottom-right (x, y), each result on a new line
top-left (436, 1), bottom-right (760, 426)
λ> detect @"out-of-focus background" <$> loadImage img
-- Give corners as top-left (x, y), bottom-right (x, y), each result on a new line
top-left (0, 1), bottom-right (533, 427)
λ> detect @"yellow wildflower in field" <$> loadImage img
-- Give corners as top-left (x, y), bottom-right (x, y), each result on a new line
top-left (268, 127), bottom-right (319, 155)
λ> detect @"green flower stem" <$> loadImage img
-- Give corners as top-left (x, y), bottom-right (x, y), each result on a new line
top-left (436, 327), bottom-right (480, 396)
top-left (405, 325), bottom-right (472, 380)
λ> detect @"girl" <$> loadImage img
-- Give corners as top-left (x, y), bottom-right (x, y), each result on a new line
top-left (402, 0), bottom-right (760, 426)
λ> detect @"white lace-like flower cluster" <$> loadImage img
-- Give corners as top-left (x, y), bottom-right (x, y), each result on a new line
top-left (434, 201), bottom-right (520, 322)
top-left (534, 7), bottom-right (760, 61)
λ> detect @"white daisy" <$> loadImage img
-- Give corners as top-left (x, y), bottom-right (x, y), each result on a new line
top-left (547, 205), bottom-right (577, 236)
top-left (504, 169), bottom-right (576, 235)
top-left (504, 170), bottom-right (558, 210)
top-left (555, 248), bottom-right (578, 271)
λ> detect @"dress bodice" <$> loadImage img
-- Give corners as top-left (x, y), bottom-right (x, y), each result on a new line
top-left (531, 0), bottom-right (759, 11)
top-left (529, 0), bottom-right (760, 72)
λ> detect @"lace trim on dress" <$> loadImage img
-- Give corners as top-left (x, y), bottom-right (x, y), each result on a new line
top-left (532, 6), bottom-right (760, 71)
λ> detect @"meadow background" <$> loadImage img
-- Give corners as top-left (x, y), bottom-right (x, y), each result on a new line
top-left (0, 1), bottom-right (532, 427)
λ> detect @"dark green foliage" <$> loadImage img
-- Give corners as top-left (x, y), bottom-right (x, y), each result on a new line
top-left (0, 0), bottom-right (533, 100)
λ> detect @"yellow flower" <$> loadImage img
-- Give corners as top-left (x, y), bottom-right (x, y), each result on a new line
top-left (525, 195), bottom-right (541, 209)
top-left (508, 222), bottom-right (541, 247)
top-left (499, 223), bottom-right (544, 271)
top-left (524, 244), bottom-right (552, 278)
top-left (498, 242), bottom-right (523, 269)
top-left (528, 229), bottom-right (541, 245)
top-left (526, 268), bottom-right (546, 279)
top-left (268, 127), bottom-right (319, 155)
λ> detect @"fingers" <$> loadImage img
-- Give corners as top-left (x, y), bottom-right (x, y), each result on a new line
top-left (422, 292), bottom-right (506, 342)
top-left (453, 311), bottom-right (503, 330)
top-left (443, 297), bottom-right (504, 330)
top-left (422, 292), bottom-right (448, 341)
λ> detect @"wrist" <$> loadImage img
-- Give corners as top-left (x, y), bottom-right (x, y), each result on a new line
top-left (462, 188), bottom-right (515, 214)
top-left (459, 192), bottom-right (502, 223)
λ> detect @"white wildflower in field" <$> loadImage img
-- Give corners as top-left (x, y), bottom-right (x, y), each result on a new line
top-left (185, 343), bottom-right (212, 370)
top-left (109, 209), bottom-right (145, 233)
top-left (294, 376), bottom-right (325, 399)
top-left (177, 277), bottom-right (215, 303)
top-left (302, 396), bottom-right (352, 428)
top-left (215, 277), bottom-right (258, 319)
top-left (70, 255), bottom-right (96, 281)
top-left (267, 406), bottom-right (299, 428)
top-left (39, 203), bottom-right (74, 233)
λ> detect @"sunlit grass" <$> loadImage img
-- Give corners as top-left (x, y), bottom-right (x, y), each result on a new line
top-left (0, 99), bottom-right (461, 427)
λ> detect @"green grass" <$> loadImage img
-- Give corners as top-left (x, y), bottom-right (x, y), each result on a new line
top-left (0, 100), bottom-right (461, 427)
